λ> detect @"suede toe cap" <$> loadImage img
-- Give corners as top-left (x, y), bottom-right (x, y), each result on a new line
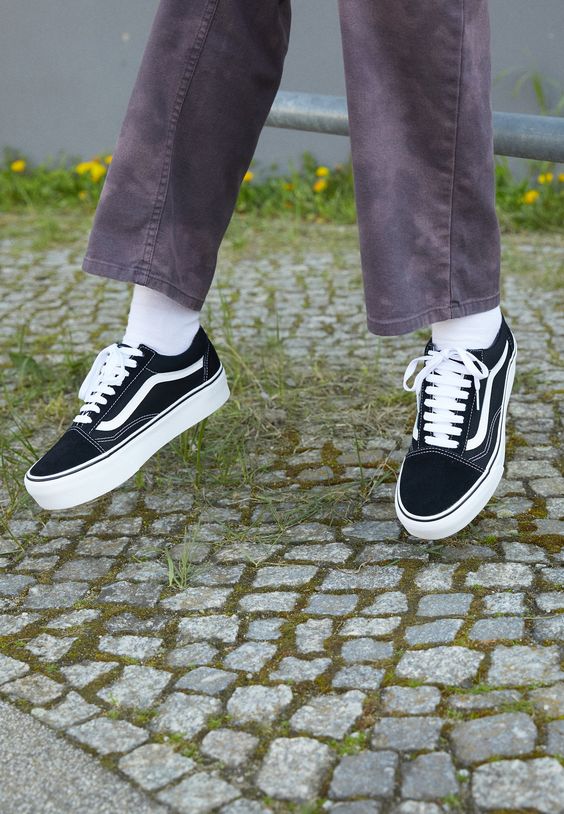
top-left (398, 451), bottom-right (481, 518)
top-left (28, 429), bottom-right (100, 478)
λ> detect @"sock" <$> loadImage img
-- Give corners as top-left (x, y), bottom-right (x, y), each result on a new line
top-left (123, 284), bottom-right (200, 355)
top-left (432, 306), bottom-right (502, 351)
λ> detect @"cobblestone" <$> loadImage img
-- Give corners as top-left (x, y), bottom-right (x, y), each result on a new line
top-left (468, 616), bottom-right (525, 641)
top-left (466, 562), bottom-right (534, 588)
top-left (158, 772), bottom-right (240, 812)
top-left (483, 591), bottom-right (526, 614)
top-left (253, 565), bottom-right (317, 587)
top-left (239, 591), bottom-right (299, 612)
top-left (305, 593), bottom-right (358, 616)
top-left (98, 665), bottom-right (171, 708)
top-left (98, 581), bottom-right (162, 607)
top-left (320, 566), bottom-right (402, 590)
top-left (341, 638), bottom-right (394, 663)
top-left (166, 643), bottom-right (219, 668)
top-left (401, 752), bottom-right (458, 801)
top-left (472, 758), bottom-right (564, 811)
top-left (362, 591), bottom-right (408, 615)
top-left (161, 586), bottom-right (232, 611)
top-left (0, 612), bottom-right (40, 635)
top-left (341, 617), bottom-right (401, 637)
top-left (545, 720), bottom-right (564, 754)
top-left (200, 729), bottom-right (259, 767)
top-left (0, 653), bottom-right (29, 685)
top-left (150, 692), bottom-right (221, 738)
top-left (404, 619), bottom-right (463, 645)
top-left (448, 689), bottom-right (521, 710)
top-left (329, 751), bottom-right (397, 799)
top-left (177, 615), bottom-right (239, 644)
top-left (416, 593), bottom-right (473, 617)
top-left (227, 685), bottom-right (292, 724)
top-left (61, 661), bottom-right (119, 688)
top-left (381, 686), bottom-right (441, 715)
top-left (68, 718), bottom-right (149, 755)
top-left (1, 226), bottom-right (563, 802)
top-left (450, 712), bottom-right (537, 763)
top-left (32, 691), bottom-right (99, 729)
top-left (246, 618), bottom-right (284, 640)
top-left (528, 683), bottom-right (564, 717)
top-left (118, 743), bottom-right (194, 790)
top-left (175, 666), bottom-right (236, 695)
top-left (223, 642), bottom-right (276, 673)
top-left (270, 656), bottom-right (331, 682)
top-left (257, 737), bottom-right (334, 802)
top-left (285, 543), bottom-right (351, 563)
top-left (2, 674), bottom-right (64, 704)
top-left (333, 665), bottom-right (384, 690)
top-left (372, 717), bottom-right (444, 752)
top-left (98, 635), bottom-right (163, 661)
top-left (290, 691), bottom-right (365, 739)
top-left (295, 618), bottom-right (333, 652)
top-left (396, 647), bottom-right (484, 686)
top-left (487, 645), bottom-right (564, 686)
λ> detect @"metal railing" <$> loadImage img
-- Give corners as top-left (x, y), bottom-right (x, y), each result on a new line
top-left (267, 91), bottom-right (564, 163)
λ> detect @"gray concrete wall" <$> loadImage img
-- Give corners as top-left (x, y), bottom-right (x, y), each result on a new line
top-left (1, 0), bottom-right (563, 171)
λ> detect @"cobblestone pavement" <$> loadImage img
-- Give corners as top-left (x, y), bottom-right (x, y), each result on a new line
top-left (0, 219), bottom-right (563, 813)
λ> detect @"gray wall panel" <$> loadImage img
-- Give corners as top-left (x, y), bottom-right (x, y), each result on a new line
top-left (1, 1), bottom-right (563, 170)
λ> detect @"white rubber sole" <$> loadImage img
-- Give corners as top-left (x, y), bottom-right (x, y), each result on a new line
top-left (395, 343), bottom-right (517, 541)
top-left (24, 368), bottom-right (230, 511)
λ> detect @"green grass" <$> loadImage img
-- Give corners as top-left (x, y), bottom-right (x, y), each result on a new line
top-left (2, 145), bottom-right (564, 233)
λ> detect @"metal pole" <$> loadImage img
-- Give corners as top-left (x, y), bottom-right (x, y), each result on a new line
top-left (267, 91), bottom-right (564, 163)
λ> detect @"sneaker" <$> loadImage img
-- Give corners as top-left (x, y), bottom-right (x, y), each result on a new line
top-left (395, 316), bottom-right (517, 540)
top-left (24, 327), bottom-right (229, 510)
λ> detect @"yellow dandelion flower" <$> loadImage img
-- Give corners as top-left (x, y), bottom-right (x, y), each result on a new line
top-left (283, 182), bottom-right (294, 191)
top-left (104, 154), bottom-right (113, 164)
top-left (313, 179), bottom-right (328, 193)
top-left (89, 162), bottom-right (107, 182)
top-left (78, 190), bottom-right (88, 200)
top-left (522, 189), bottom-right (540, 204)
top-left (537, 174), bottom-right (546, 184)
top-left (10, 159), bottom-right (26, 173)
top-left (243, 170), bottom-right (254, 183)
top-left (545, 172), bottom-right (554, 183)
top-left (315, 166), bottom-right (330, 177)
top-left (75, 161), bottom-right (94, 175)
top-left (558, 173), bottom-right (564, 183)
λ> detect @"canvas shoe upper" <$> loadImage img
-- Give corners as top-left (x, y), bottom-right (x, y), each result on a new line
top-left (395, 316), bottom-right (517, 540)
top-left (25, 327), bottom-right (229, 510)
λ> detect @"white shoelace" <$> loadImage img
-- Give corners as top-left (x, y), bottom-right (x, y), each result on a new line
top-left (403, 347), bottom-right (489, 449)
top-left (73, 344), bottom-right (144, 425)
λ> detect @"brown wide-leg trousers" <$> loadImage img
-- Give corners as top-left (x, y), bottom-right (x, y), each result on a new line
top-left (82, 0), bottom-right (501, 336)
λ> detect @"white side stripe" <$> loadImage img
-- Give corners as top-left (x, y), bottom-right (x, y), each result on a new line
top-left (97, 358), bottom-right (204, 432)
top-left (465, 342), bottom-right (508, 451)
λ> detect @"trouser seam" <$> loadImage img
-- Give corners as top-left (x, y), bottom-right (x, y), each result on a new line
top-left (83, 256), bottom-right (207, 306)
top-left (369, 294), bottom-right (500, 329)
top-left (447, 0), bottom-right (465, 320)
top-left (140, 0), bottom-right (221, 282)
top-left (366, 291), bottom-right (500, 335)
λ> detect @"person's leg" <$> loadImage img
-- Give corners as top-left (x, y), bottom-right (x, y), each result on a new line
top-left (83, 0), bottom-right (291, 312)
top-left (338, 0), bottom-right (516, 539)
top-left (24, 0), bottom-right (292, 510)
top-left (338, 0), bottom-right (500, 336)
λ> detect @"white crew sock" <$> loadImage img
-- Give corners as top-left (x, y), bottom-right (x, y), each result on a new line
top-left (122, 285), bottom-right (200, 355)
top-left (432, 306), bottom-right (502, 351)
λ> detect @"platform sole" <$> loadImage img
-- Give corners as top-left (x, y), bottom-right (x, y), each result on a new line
top-left (25, 368), bottom-right (230, 510)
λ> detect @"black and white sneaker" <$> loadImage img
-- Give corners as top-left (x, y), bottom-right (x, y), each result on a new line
top-left (24, 327), bottom-right (229, 510)
top-left (395, 316), bottom-right (517, 540)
